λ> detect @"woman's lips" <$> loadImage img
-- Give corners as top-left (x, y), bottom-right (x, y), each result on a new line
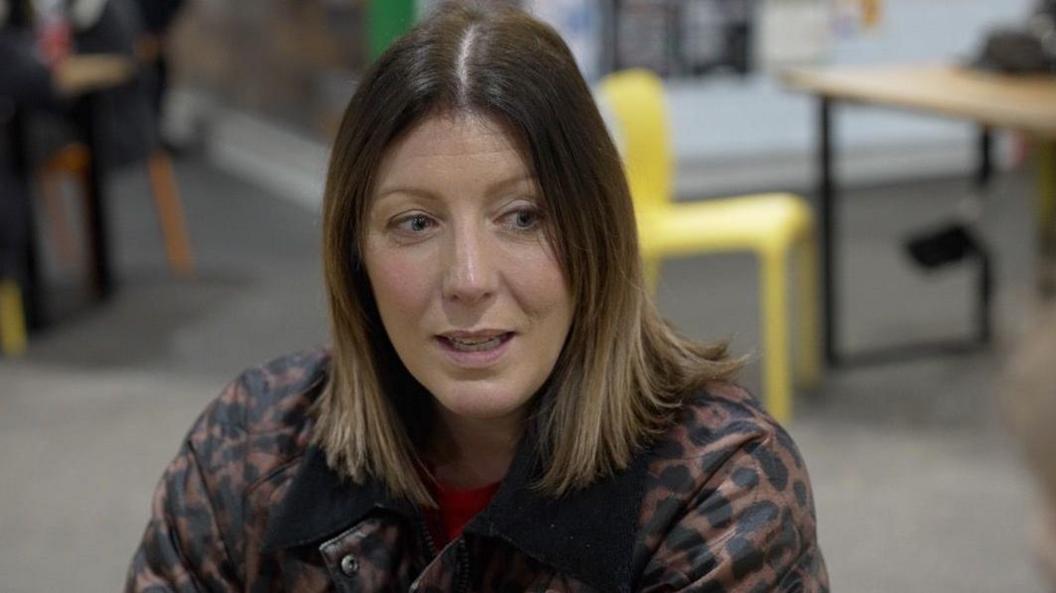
top-left (436, 332), bottom-right (514, 367)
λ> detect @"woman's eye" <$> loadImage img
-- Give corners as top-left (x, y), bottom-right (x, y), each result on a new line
top-left (503, 207), bottom-right (543, 232)
top-left (393, 213), bottom-right (436, 235)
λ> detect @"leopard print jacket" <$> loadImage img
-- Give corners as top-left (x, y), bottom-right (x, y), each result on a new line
top-left (126, 349), bottom-right (828, 593)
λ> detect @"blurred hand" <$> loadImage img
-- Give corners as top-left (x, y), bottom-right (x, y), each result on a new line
top-left (53, 55), bottom-right (134, 95)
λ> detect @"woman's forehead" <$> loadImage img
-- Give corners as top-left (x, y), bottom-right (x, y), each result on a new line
top-left (388, 113), bottom-right (523, 162)
top-left (373, 113), bottom-right (535, 195)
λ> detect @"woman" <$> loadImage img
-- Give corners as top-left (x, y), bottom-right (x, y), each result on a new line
top-left (126, 3), bottom-right (828, 592)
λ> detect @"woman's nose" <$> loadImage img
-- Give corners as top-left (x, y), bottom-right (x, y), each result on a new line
top-left (442, 226), bottom-right (497, 304)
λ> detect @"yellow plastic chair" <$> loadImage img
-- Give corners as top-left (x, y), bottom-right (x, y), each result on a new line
top-left (599, 69), bottom-right (820, 423)
top-left (0, 278), bottom-right (28, 356)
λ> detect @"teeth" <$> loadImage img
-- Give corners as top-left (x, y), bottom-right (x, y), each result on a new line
top-left (448, 335), bottom-right (504, 352)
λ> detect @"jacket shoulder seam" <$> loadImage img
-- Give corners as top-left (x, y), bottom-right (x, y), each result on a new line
top-left (246, 454), bottom-right (305, 495)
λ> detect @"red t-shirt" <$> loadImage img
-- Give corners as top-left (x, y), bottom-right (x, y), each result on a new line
top-left (423, 479), bottom-right (501, 547)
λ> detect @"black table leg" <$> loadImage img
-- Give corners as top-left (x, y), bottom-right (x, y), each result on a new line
top-left (815, 99), bottom-right (995, 367)
top-left (976, 126), bottom-right (992, 188)
top-left (975, 126), bottom-right (993, 344)
top-left (818, 96), bottom-right (837, 365)
top-left (73, 94), bottom-right (113, 299)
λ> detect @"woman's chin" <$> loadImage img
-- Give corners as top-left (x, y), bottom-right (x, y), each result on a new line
top-left (432, 390), bottom-right (532, 423)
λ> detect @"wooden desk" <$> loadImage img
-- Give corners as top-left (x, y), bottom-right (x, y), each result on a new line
top-left (781, 64), bottom-right (1056, 365)
top-left (783, 65), bottom-right (1056, 138)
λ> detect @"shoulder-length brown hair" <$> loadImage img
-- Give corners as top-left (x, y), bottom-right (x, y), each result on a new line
top-left (315, 1), bottom-right (740, 505)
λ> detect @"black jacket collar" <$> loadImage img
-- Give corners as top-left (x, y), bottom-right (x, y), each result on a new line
top-left (263, 428), bottom-right (651, 593)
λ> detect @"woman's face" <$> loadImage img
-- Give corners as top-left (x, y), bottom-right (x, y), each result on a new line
top-left (363, 113), bottom-right (574, 428)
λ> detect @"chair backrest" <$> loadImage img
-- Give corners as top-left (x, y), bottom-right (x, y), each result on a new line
top-left (599, 69), bottom-right (673, 216)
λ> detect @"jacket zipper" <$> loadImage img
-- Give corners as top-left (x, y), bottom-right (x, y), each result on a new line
top-left (455, 538), bottom-right (470, 593)
top-left (414, 512), bottom-right (439, 558)
top-left (413, 513), bottom-right (470, 593)
top-left (409, 513), bottom-right (437, 593)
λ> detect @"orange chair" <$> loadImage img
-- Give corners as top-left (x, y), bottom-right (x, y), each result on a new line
top-left (37, 144), bottom-right (194, 276)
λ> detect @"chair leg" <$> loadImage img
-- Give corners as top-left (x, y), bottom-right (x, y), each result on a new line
top-left (38, 145), bottom-right (90, 270)
top-left (147, 150), bottom-right (194, 276)
top-left (0, 279), bottom-right (28, 356)
top-left (794, 234), bottom-right (822, 389)
top-left (759, 248), bottom-right (792, 424)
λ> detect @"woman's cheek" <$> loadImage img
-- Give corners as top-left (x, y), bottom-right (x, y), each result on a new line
top-left (366, 239), bottom-right (437, 316)
top-left (507, 246), bottom-right (570, 313)
top-left (379, 261), bottom-right (434, 313)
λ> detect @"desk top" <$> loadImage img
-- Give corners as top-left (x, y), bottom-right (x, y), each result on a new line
top-left (781, 64), bottom-right (1056, 138)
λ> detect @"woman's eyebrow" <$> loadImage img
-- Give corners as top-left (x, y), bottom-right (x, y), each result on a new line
top-left (485, 173), bottom-right (537, 195)
top-left (374, 186), bottom-right (441, 202)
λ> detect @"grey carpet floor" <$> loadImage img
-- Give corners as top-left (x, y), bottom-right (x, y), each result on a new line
top-left (0, 155), bottom-right (1048, 592)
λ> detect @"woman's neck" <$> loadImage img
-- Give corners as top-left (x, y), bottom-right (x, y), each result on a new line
top-left (427, 407), bottom-right (525, 489)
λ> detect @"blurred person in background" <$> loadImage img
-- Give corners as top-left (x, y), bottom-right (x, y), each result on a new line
top-left (124, 3), bottom-right (828, 592)
top-left (131, 0), bottom-right (186, 148)
top-left (1, 0), bottom-right (155, 177)
top-left (0, 0), bottom-right (54, 316)
top-left (1, 0), bottom-right (129, 319)
top-left (1003, 305), bottom-right (1056, 585)
top-left (69, 0), bottom-right (157, 169)
top-left (1, 1), bottom-right (60, 101)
